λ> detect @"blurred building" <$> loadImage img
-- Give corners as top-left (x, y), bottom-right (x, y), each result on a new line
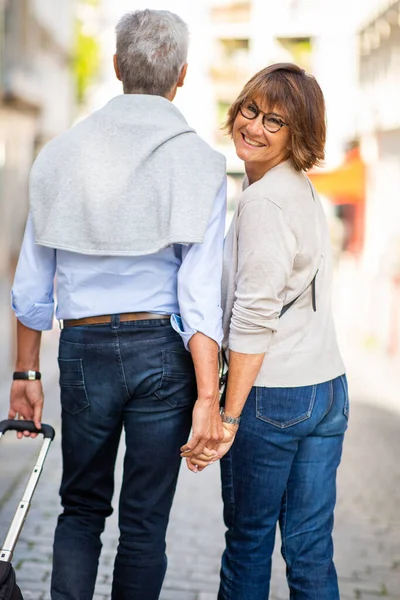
top-left (207, 0), bottom-right (364, 205)
top-left (355, 0), bottom-right (400, 354)
top-left (0, 0), bottom-right (75, 367)
top-left (0, 0), bottom-right (74, 275)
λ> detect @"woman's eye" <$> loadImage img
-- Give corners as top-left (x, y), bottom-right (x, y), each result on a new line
top-left (266, 117), bottom-right (280, 126)
top-left (246, 104), bottom-right (258, 115)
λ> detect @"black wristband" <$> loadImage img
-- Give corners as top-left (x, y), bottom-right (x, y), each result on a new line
top-left (13, 371), bottom-right (41, 381)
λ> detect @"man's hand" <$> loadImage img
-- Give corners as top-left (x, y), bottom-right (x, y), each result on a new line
top-left (10, 320), bottom-right (43, 438)
top-left (9, 380), bottom-right (44, 438)
top-left (180, 395), bottom-right (223, 472)
top-left (182, 421), bottom-right (238, 472)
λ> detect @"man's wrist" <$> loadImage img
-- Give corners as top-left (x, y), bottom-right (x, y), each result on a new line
top-left (13, 371), bottom-right (42, 381)
top-left (15, 361), bottom-right (40, 371)
top-left (196, 390), bottom-right (219, 404)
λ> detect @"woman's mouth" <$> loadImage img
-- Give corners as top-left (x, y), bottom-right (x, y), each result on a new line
top-left (241, 133), bottom-right (265, 148)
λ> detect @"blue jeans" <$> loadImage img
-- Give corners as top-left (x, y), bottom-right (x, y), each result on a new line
top-left (218, 375), bottom-right (349, 600)
top-left (50, 316), bottom-right (197, 600)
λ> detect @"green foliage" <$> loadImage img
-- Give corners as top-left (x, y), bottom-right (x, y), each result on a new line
top-left (73, 0), bottom-right (101, 105)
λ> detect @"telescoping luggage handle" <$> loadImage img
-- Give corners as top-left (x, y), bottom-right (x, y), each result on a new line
top-left (0, 419), bottom-right (55, 439)
top-left (0, 420), bottom-right (56, 563)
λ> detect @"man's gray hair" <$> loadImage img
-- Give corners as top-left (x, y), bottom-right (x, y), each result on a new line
top-left (115, 9), bottom-right (189, 97)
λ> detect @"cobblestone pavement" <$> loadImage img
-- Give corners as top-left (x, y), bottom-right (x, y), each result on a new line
top-left (1, 330), bottom-right (400, 599)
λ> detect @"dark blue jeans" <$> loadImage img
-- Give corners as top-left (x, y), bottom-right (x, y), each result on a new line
top-left (50, 317), bottom-right (197, 600)
top-left (219, 375), bottom-right (349, 600)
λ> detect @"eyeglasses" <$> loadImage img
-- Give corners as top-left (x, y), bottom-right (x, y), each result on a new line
top-left (239, 101), bottom-right (288, 133)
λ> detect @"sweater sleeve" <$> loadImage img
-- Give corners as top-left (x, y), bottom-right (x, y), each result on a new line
top-left (229, 197), bottom-right (297, 354)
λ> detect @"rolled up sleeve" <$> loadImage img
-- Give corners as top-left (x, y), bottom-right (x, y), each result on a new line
top-left (172, 179), bottom-right (227, 350)
top-left (229, 197), bottom-right (297, 354)
top-left (11, 213), bottom-right (56, 331)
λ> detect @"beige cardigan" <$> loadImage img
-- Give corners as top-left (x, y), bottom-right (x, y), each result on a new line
top-left (222, 160), bottom-right (345, 387)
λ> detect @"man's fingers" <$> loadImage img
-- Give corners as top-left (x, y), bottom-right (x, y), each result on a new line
top-left (33, 405), bottom-right (42, 432)
top-left (185, 458), bottom-right (198, 473)
top-left (180, 443), bottom-right (192, 454)
top-left (186, 440), bottom-right (207, 456)
top-left (181, 434), bottom-right (207, 457)
top-left (180, 447), bottom-right (217, 459)
top-left (189, 456), bottom-right (213, 469)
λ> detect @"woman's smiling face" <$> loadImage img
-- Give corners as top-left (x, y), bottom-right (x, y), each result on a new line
top-left (232, 96), bottom-right (291, 178)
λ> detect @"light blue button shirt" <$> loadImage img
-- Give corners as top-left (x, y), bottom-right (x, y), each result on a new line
top-left (11, 181), bottom-right (227, 350)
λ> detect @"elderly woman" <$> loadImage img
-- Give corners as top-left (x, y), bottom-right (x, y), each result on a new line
top-left (183, 63), bottom-right (348, 599)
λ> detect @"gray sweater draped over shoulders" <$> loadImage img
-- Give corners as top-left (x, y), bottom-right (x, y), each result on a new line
top-left (30, 94), bottom-right (226, 256)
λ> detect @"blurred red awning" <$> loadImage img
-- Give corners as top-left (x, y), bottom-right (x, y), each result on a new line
top-left (308, 147), bottom-right (365, 205)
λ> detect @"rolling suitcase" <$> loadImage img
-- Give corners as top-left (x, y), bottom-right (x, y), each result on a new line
top-left (0, 419), bottom-right (55, 600)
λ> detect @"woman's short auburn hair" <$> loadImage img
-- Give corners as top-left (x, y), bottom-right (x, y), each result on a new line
top-left (225, 63), bottom-right (326, 172)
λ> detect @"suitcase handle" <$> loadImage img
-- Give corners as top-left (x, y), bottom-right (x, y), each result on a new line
top-left (0, 419), bottom-right (55, 440)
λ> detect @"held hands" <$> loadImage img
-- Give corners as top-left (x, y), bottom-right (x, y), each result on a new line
top-left (180, 395), bottom-right (223, 473)
top-left (181, 420), bottom-right (238, 473)
top-left (9, 380), bottom-right (44, 438)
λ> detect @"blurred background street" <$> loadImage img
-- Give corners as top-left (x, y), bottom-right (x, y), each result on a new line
top-left (0, 321), bottom-right (400, 599)
top-left (1, 0), bottom-right (400, 598)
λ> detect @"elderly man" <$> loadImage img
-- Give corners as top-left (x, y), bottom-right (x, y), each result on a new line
top-left (9, 9), bottom-right (226, 600)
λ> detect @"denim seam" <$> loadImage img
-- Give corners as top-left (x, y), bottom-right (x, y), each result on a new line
top-left (339, 374), bottom-right (350, 418)
top-left (223, 450), bottom-right (236, 594)
top-left (256, 385), bottom-right (317, 429)
top-left (280, 489), bottom-right (289, 565)
top-left (228, 451), bottom-right (236, 527)
top-left (58, 358), bottom-right (86, 387)
top-left (113, 333), bottom-right (130, 401)
top-left (153, 351), bottom-right (168, 403)
top-left (58, 358), bottom-right (90, 414)
top-left (322, 379), bottom-right (334, 419)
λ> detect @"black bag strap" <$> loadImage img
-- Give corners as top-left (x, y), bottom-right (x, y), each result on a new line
top-left (279, 269), bottom-right (318, 318)
top-left (280, 178), bottom-right (319, 318)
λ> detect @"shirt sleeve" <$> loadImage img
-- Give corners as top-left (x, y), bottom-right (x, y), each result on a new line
top-left (11, 212), bottom-right (56, 331)
top-left (229, 197), bottom-right (297, 354)
top-left (171, 179), bottom-right (227, 350)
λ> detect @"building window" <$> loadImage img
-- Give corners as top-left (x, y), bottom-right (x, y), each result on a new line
top-left (276, 37), bottom-right (312, 72)
top-left (218, 38), bottom-right (249, 69)
top-left (210, 2), bottom-right (251, 24)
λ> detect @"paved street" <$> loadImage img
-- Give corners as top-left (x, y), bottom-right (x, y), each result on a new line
top-left (1, 327), bottom-right (400, 599)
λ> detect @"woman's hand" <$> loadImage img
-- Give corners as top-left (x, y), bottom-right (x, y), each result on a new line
top-left (182, 422), bottom-right (238, 472)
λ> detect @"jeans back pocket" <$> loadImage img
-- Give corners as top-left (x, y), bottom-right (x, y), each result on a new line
top-left (58, 358), bottom-right (90, 415)
top-left (256, 384), bottom-right (317, 429)
top-left (155, 350), bottom-right (197, 408)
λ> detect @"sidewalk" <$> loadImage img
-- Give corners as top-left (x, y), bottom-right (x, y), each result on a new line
top-left (1, 327), bottom-right (400, 598)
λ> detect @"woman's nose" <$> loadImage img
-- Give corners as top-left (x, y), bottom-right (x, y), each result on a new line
top-left (246, 114), bottom-right (264, 136)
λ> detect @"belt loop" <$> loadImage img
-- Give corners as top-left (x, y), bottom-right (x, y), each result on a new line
top-left (111, 314), bottom-right (120, 330)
